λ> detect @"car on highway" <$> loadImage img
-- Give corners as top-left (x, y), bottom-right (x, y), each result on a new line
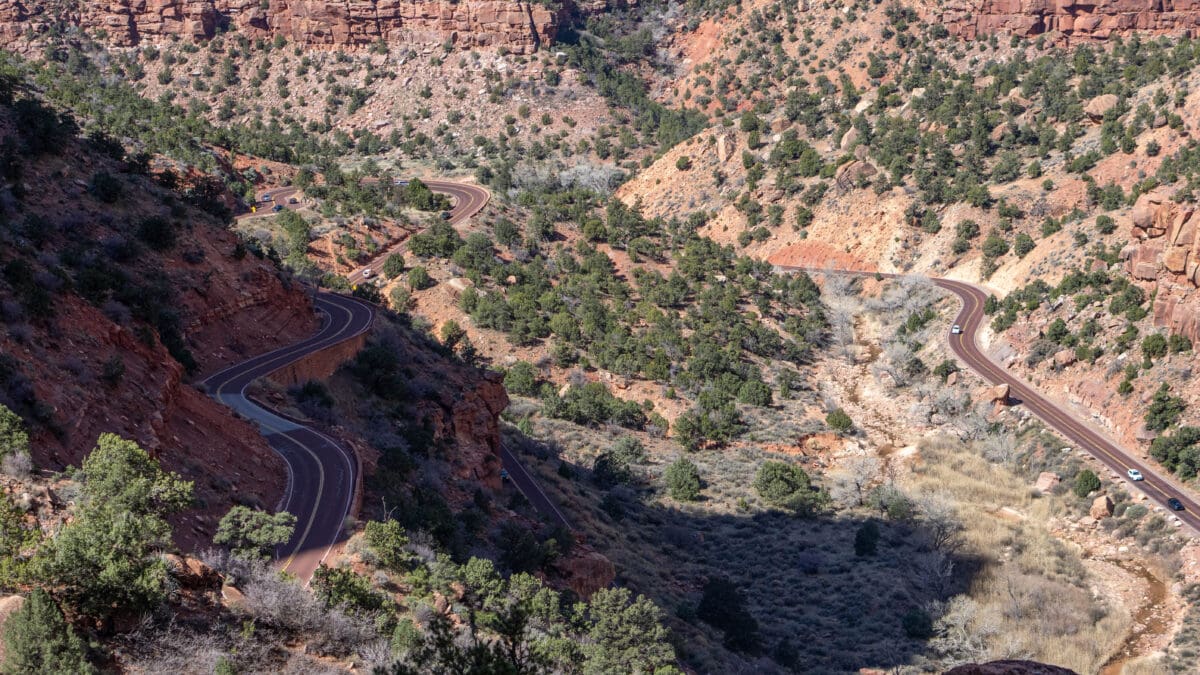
top-left (361, 269), bottom-right (373, 279)
top-left (440, 211), bottom-right (452, 220)
top-left (951, 324), bottom-right (962, 335)
top-left (1168, 497), bottom-right (1185, 511)
top-left (1127, 468), bottom-right (1144, 481)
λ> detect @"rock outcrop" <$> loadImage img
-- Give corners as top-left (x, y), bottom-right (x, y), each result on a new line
top-left (937, 0), bottom-right (1200, 43)
top-left (1121, 191), bottom-right (1200, 344)
top-left (0, 0), bottom-right (558, 54)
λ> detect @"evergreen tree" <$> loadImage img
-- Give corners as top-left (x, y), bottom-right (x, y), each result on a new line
top-left (1, 589), bottom-right (92, 675)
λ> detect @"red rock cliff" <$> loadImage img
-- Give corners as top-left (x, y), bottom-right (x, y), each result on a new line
top-left (0, 0), bottom-right (558, 54)
top-left (937, 0), bottom-right (1200, 42)
top-left (1121, 190), bottom-right (1200, 344)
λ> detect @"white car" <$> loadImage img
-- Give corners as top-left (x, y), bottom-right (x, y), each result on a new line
top-left (361, 268), bottom-right (373, 279)
top-left (1127, 469), bottom-right (1144, 481)
top-left (951, 324), bottom-right (963, 335)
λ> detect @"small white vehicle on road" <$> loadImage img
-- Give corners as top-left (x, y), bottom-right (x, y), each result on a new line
top-left (1127, 468), bottom-right (1144, 481)
top-left (951, 324), bottom-right (963, 335)
top-left (361, 269), bottom-right (373, 279)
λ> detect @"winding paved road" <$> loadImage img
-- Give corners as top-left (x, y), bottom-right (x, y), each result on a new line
top-left (780, 266), bottom-right (1200, 534)
top-left (205, 178), bottom-right (511, 581)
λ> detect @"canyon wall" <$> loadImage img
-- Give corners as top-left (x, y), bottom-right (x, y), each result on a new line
top-left (0, 0), bottom-right (558, 54)
top-left (937, 0), bottom-right (1200, 42)
top-left (1121, 191), bottom-right (1200, 344)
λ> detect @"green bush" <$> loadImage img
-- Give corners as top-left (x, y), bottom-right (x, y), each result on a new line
top-left (0, 403), bottom-right (30, 461)
top-left (753, 461), bottom-right (828, 515)
top-left (854, 521), bottom-right (880, 556)
top-left (675, 155), bottom-right (692, 170)
top-left (1146, 383), bottom-right (1186, 432)
top-left (664, 457), bottom-right (701, 501)
top-left (362, 519), bottom-right (415, 572)
top-left (407, 266), bottom-right (432, 290)
top-left (901, 607), bottom-right (933, 639)
top-left (311, 565), bottom-right (385, 614)
top-left (88, 171), bottom-right (123, 203)
top-left (36, 434), bottom-right (192, 621)
top-left (1142, 333), bottom-right (1168, 362)
top-left (381, 253), bottom-right (405, 279)
top-left (826, 408), bottom-right (853, 432)
top-left (697, 577), bottom-right (760, 653)
top-left (1073, 469), bottom-right (1101, 498)
top-left (214, 506), bottom-right (296, 560)
top-left (503, 361), bottom-right (540, 396)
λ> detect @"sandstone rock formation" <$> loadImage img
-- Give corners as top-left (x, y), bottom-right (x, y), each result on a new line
top-left (1121, 191), bottom-right (1200, 344)
top-left (937, 0), bottom-right (1200, 43)
top-left (0, 0), bottom-right (559, 54)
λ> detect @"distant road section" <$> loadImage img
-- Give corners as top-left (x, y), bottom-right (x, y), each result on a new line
top-left (777, 266), bottom-right (1200, 534)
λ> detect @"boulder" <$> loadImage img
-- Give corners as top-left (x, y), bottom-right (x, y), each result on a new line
top-left (716, 134), bottom-right (733, 164)
top-left (1053, 348), bottom-right (1077, 368)
top-left (981, 383), bottom-right (1010, 405)
top-left (559, 550), bottom-right (616, 599)
top-left (1090, 494), bottom-right (1115, 519)
top-left (1130, 205), bottom-right (1153, 230)
top-left (1084, 93), bottom-right (1119, 121)
top-left (221, 584), bottom-right (246, 611)
top-left (840, 126), bottom-right (859, 151)
top-left (163, 554), bottom-right (221, 591)
top-left (1034, 472), bottom-right (1061, 493)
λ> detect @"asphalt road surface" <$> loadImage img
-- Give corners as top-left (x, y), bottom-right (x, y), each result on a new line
top-left (779, 266), bottom-right (1200, 534)
top-left (208, 179), bottom-right (575, 579)
top-left (501, 443), bottom-right (572, 530)
top-left (202, 293), bottom-right (374, 581)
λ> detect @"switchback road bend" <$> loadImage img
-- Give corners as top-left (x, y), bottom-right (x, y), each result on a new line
top-left (778, 266), bottom-right (1200, 535)
top-left (203, 180), bottom-right (577, 581)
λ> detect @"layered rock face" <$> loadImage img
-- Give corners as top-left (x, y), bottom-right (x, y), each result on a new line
top-left (938, 0), bottom-right (1200, 42)
top-left (1121, 192), bottom-right (1200, 343)
top-left (0, 0), bottom-right (558, 54)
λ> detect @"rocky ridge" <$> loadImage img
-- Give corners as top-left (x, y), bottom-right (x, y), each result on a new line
top-left (0, 0), bottom-right (558, 54)
top-left (936, 0), bottom-right (1200, 42)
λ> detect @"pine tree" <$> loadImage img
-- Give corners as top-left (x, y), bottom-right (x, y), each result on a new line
top-left (1, 589), bottom-right (92, 674)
